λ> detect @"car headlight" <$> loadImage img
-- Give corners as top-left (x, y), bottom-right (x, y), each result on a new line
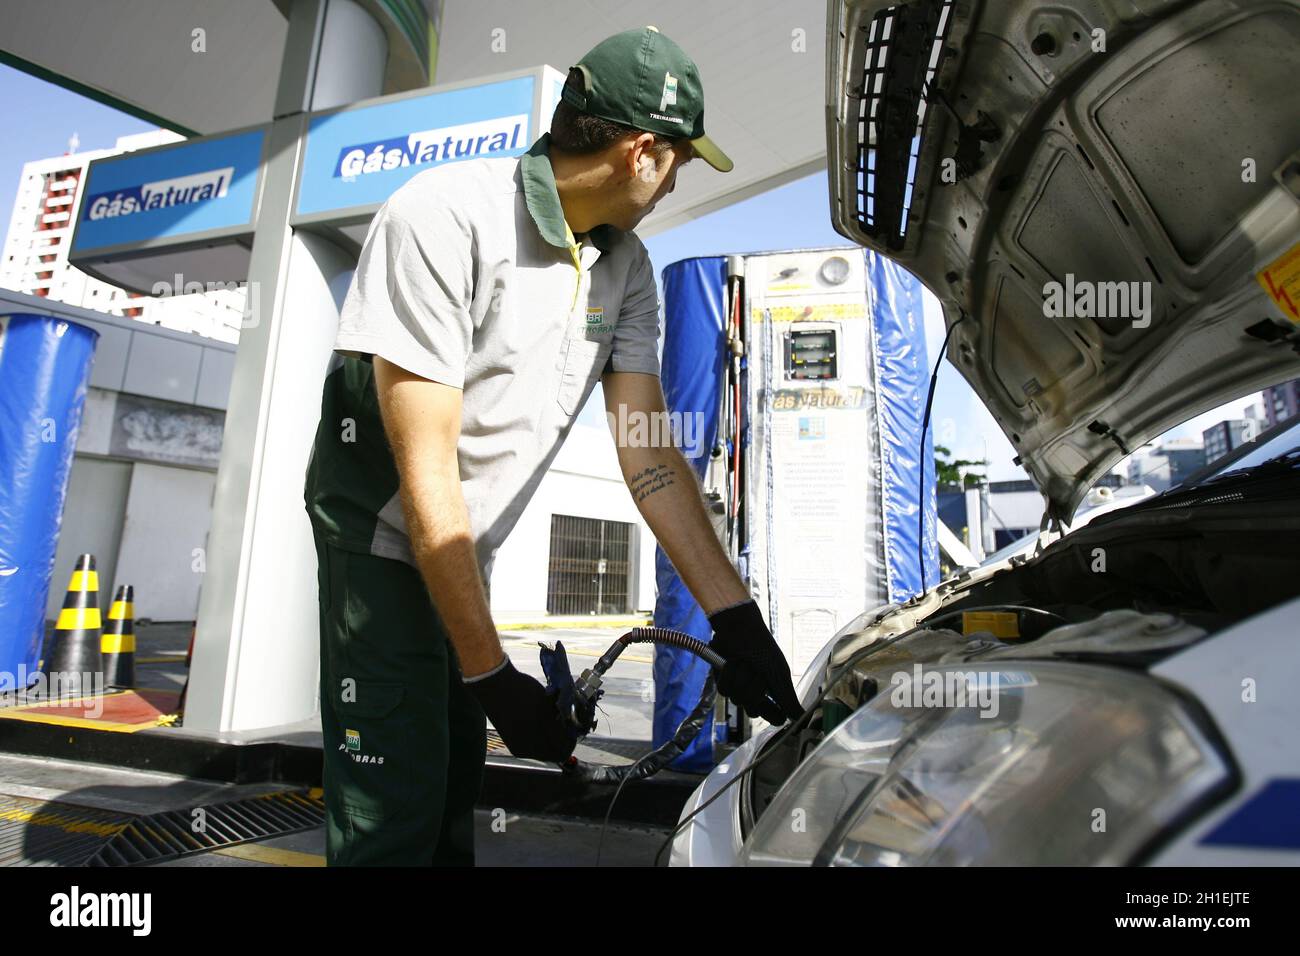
top-left (739, 662), bottom-right (1231, 866)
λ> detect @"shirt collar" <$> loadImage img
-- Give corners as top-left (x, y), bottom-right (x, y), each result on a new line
top-left (520, 134), bottom-right (616, 253)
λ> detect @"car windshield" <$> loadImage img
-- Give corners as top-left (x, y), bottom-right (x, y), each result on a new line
top-left (979, 533), bottom-right (1039, 567)
top-left (978, 486), bottom-right (1156, 568)
top-left (1188, 419), bottom-right (1300, 485)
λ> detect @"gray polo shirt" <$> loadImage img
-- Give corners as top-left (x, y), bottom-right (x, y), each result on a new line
top-left (304, 134), bottom-right (661, 584)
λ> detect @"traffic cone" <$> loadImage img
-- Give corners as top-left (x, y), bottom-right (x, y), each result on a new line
top-left (43, 554), bottom-right (104, 697)
top-left (103, 585), bottom-right (135, 689)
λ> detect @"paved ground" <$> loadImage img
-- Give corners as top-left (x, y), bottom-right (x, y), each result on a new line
top-left (126, 619), bottom-right (656, 739)
top-left (499, 626), bottom-right (654, 740)
top-left (0, 753), bottom-right (671, 867)
top-left (7, 620), bottom-right (672, 866)
top-left (154, 811), bottom-right (670, 867)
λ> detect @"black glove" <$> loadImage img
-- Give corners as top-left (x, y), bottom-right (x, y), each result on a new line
top-left (707, 600), bottom-right (804, 725)
top-left (464, 659), bottom-right (577, 763)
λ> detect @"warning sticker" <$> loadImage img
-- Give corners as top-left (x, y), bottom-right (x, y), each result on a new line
top-left (1257, 242), bottom-right (1300, 324)
top-left (962, 610), bottom-right (1020, 639)
top-left (755, 303), bottom-right (867, 324)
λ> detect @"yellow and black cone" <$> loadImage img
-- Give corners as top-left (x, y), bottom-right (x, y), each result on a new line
top-left (103, 584), bottom-right (136, 689)
top-left (43, 553), bottom-right (104, 696)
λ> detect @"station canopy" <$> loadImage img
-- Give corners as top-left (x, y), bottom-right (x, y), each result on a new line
top-left (1, 0), bottom-right (828, 235)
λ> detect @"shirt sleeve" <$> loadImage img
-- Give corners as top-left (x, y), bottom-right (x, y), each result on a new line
top-left (334, 200), bottom-right (474, 388)
top-left (603, 240), bottom-right (662, 376)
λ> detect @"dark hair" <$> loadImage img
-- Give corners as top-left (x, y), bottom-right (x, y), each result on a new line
top-left (549, 69), bottom-right (681, 159)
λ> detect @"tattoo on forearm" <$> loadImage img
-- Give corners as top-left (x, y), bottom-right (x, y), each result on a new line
top-left (630, 464), bottom-right (677, 503)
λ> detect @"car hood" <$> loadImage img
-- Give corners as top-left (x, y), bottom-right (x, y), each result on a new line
top-left (827, 0), bottom-right (1300, 519)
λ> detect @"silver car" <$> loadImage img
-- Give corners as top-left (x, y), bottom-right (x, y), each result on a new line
top-left (671, 0), bottom-right (1300, 866)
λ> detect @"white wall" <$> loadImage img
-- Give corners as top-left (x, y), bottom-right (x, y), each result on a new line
top-left (489, 424), bottom-right (657, 615)
top-left (985, 490), bottom-right (1046, 534)
top-left (45, 457), bottom-right (132, 620)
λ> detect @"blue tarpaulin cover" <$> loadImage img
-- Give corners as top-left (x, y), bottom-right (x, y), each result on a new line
top-left (653, 257), bottom-right (728, 770)
top-left (0, 313), bottom-right (98, 682)
top-left (867, 252), bottom-right (938, 599)
top-left (652, 251), bottom-right (934, 771)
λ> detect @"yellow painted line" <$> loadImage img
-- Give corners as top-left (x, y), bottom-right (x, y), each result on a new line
top-left (0, 688), bottom-right (131, 710)
top-left (0, 710), bottom-right (151, 733)
top-left (211, 844), bottom-right (325, 867)
top-left (536, 644), bottom-right (653, 665)
top-left (0, 804), bottom-right (126, 838)
top-left (135, 656), bottom-right (183, 664)
top-left (497, 617), bottom-right (651, 631)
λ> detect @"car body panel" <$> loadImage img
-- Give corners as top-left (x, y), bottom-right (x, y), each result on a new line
top-left (672, 590), bottom-right (1300, 866)
top-left (1148, 596), bottom-right (1300, 865)
top-left (826, 0), bottom-right (1300, 519)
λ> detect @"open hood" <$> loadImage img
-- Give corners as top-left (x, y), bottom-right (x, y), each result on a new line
top-left (827, 0), bottom-right (1300, 519)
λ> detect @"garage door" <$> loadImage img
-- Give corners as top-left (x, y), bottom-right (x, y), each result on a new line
top-left (113, 463), bottom-right (216, 621)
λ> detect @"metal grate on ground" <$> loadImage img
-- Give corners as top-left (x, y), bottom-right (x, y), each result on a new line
top-left (0, 789), bottom-right (324, 866)
top-left (0, 794), bottom-right (132, 867)
top-left (87, 790), bottom-right (325, 866)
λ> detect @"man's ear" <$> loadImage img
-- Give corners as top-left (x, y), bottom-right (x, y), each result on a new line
top-left (627, 132), bottom-right (657, 179)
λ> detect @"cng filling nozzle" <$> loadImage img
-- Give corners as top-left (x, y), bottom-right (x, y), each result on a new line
top-left (538, 627), bottom-right (725, 784)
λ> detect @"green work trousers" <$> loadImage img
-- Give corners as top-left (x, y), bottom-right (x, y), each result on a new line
top-left (314, 535), bottom-right (486, 866)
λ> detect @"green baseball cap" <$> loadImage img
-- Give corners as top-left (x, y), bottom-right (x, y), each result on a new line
top-left (561, 26), bottom-right (733, 172)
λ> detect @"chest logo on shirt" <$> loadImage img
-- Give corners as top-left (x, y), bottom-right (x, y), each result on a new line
top-left (585, 306), bottom-right (613, 336)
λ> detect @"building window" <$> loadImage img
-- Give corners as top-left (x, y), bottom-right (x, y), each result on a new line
top-left (546, 514), bottom-right (634, 616)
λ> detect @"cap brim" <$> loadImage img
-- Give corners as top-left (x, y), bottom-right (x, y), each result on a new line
top-left (690, 134), bottom-right (733, 172)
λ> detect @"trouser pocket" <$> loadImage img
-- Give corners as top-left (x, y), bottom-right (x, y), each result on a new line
top-left (315, 538), bottom-right (486, 864)
top-left (328, 679), bottom-right (422, 821)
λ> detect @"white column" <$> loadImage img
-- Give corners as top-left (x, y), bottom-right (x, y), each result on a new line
top-left (186, 0), bottom-right (384, 732)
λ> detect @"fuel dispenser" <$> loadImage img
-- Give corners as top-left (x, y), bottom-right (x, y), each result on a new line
top-left (655, 248), bottom-right (937, 769)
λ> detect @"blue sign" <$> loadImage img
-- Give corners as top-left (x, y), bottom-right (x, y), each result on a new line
top-left (296, 74), bottom-right (535, 217)
top-left (71, 129), bottom-right (265, 253)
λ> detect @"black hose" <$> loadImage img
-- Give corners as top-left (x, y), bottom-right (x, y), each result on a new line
top-left (563, 626), bottom-right (724, 786)
top-left (620, 626), bottom-right (726, 668)
top-left (919, 313), bottom-right (969, 591)
top-left (570, 673), bottom-right (717, 785)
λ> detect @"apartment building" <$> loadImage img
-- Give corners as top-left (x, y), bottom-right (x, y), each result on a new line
top-left (1, 130), bottom-right (246, 342)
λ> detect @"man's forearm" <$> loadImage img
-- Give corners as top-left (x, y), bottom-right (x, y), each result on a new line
top-left (397, 471), bottom-right (504, 677)
top-left (621, 446), bottom-right (750, 614)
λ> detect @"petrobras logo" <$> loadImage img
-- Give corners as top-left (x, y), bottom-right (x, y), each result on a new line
top-left (659, 71), bottom-right (678, 112)
top-left (84, 168), bottom-right (234, 221)
top-left (334, 114), bottom-right (527, 179)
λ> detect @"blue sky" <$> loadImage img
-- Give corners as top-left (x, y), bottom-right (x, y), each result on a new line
top-left (1, 62), bottom-right (1255, 484)
top-left (0, 64), bottom-right (156, 233)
